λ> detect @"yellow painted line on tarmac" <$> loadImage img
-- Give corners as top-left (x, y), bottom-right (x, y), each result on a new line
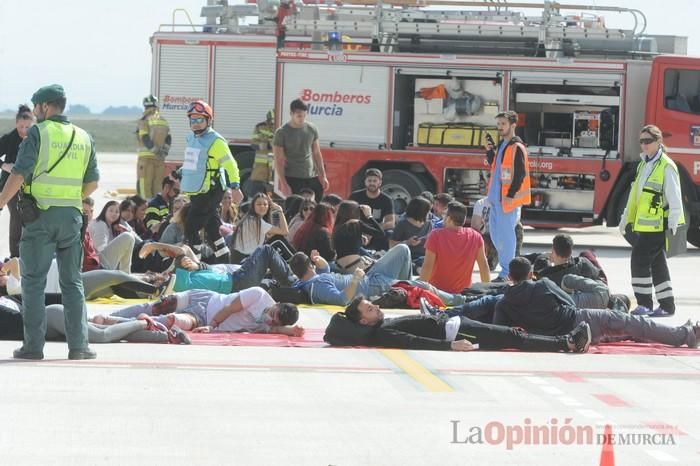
top-left (379, 348), bottom-right (454, 392)
top-left (320, 308), bottom-right (452, 392)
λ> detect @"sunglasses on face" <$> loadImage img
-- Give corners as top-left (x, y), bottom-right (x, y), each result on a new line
top-left (189, 117), bottom-right (206, 125)
top-left (303, 206), bottom-right (314, 212)
top-left (639, 137), bottom-right (656, 145)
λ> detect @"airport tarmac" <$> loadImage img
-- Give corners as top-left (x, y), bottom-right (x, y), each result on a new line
top-left (0, 153), bottom-right (698, 465)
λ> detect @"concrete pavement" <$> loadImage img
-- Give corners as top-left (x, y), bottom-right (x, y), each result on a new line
top-left (0, 153), bottom-right (698, 465)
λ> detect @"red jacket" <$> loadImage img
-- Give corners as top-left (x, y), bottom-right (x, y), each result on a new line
top-left (392, 282), bottom-right (445, 309)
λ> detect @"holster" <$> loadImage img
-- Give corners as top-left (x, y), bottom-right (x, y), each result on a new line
top-left (17, 192), bottom-right (41, 225)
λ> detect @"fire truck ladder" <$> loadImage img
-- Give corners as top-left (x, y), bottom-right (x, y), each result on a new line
top-left (280, 0), bottom-right (658, 57)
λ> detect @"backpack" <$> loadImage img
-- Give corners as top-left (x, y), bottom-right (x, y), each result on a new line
top-left (371, 288), bottom-right (408, 308)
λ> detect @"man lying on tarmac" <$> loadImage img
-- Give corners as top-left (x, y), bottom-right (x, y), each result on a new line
top-left (97, 286), bottom-right (304, 337)
top-left (323, 295), bottom-right (592, 353)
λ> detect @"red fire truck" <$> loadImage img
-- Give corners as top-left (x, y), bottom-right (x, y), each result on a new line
top-left (151, 1), bottom-right (700, 246)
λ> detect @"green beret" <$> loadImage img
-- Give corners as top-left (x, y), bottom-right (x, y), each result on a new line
top-left (31, 84), bottom-right (66, 105)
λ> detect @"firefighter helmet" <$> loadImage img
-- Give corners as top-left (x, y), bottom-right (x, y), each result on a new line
top-left (187, 100), bottom-right (213, 120)
top-left (143, 95), bottom-right (158, 108)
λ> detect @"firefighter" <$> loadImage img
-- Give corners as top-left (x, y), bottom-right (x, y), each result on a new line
top-left (177, 100), bottom-right (243, 263)
top-left (484, 111), bottom-right (531, 282)
top-left (0, 84), bottom-right (99, 360)
top-left (620, 125), bottom-right (684, 317)
top-left (136, 95), bottom-right (171, 199)
top-left (247, 109), bottom-right (275, 197)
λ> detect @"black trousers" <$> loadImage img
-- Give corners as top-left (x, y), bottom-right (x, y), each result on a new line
top-left (458, 317), bottom-right (569, 352)
top-left (8, 195), bottom-right (20, 258)
top-left (286, 176), bottom-right (323, 203)
top-left (185, 186), bottom-right (225, 249)
top-left (630, 231), bottom-right (674, 313)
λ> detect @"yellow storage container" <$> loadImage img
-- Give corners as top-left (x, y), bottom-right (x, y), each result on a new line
top-left (417, 123), bottom-right (499, 148)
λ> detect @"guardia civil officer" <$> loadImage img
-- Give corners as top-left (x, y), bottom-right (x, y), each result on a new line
top-left (177, 101), bottom-right (243, 263)
top-left (0, 84), bottom-right (99, 360)
top-left (620, 125), bottom-right (684, 317)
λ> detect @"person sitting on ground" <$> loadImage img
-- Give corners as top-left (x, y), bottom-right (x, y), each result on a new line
top-left (525, 234), bottom-right (613, 309)
top-left (231, 192), bottom-right (289, 263)
top-left (218, 187), bottom-right (239, 239)
top-left (321, 193), bottom-right (342, 212)
top-left (101, 286), bottom-right (303, 337)
top-left (389, 196), bottom-right (432, 270)
top-left (349, 168), bottom-right (395, 250)
top-left (430, 192), bottom-right (453, 229)
top-left (288, 198), bottom-right (316, 241)
top-left (527, 234), bottom-right (605, 285)
top-left (118, 198), bottom-right (141, 239)
top-left (493, 257), bottom-right (699, 348)
top-left (292, 202), bottom-right (336, 262)
top-left (139, 242), bottom-right (296, 295)
top-left (419, 201), bottom-right (490, 294)
top-left (283, 194), bottom-right (304, 223)
top-left (127, 194), bottom-right (150, 239)
top-left (88, 200), bottom-right (137, 273)
top-left (332, 200), bottom-right (384, 273)
top-left (323, 295), bottom-right (591, 353)
top-left (0, 297), bottom-right (189, 344)
top-left (144, 176), bottom-right (180, 241)
top-left (155, 195), bottom-right (187, 241)
top-left (298, 187), bottom-right (316, 202)
top-left (291, 246), bottom-right (467, 307)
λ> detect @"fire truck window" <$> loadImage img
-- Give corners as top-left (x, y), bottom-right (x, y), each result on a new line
top-left (664, 69), bottom-right (700, 115)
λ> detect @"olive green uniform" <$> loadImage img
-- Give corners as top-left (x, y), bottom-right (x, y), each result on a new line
top-left (12, 114), bottom-right (99, 353)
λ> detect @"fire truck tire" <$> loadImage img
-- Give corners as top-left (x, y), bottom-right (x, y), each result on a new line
top-left (381, 169), bottom-right (427, 215)
top-left (687, 225), bottom-right (700, 248)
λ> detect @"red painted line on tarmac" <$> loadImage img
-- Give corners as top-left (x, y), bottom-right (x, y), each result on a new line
top-left (551, 371), bottom-right (586, 383)
top-left (593, 393), bottom-right (632, 407)
top-left (437, 368), bottom-right (700, 380)
top-left (643, 421), bottom-right (687, 436)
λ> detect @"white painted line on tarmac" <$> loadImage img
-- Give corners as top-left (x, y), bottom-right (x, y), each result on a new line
top-left (539, 385), bottom-right (564, 395)
top-left (576, 409), bottom-right (604, 419)
top-left (557, 396), bottom-right (583, 407)
top-left (524, 376), bottom-right (547, 385)
top-left (645, 450), bottom-right (678, 462)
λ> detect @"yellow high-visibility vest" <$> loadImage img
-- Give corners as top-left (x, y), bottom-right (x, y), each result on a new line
top-left (26, 121), bottom-right (91, 210)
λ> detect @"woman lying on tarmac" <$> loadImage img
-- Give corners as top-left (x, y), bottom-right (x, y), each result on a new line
top-left (0, 258), bottom-right (160, 303)
top-left (0, 296), bottom-right (189, 344)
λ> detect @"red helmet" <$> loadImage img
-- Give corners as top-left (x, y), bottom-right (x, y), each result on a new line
top-left (187, 100), bottom-right (213, 120)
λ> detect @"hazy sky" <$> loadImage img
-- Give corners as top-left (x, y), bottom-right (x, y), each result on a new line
top-left (1, 0), bottom-right (697, 112)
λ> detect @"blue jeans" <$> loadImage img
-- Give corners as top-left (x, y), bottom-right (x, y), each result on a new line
top-left (231, 244), bottom-right (296, 291)
top-left (363, 244), bottom-right (413, 297)
top-left (173, 245), bottom-right (295, 293)
top-left (445, 294), bottom-right (502, 322)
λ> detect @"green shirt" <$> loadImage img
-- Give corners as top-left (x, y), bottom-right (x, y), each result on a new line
top-left (12, 115), bottom-right (99, 185)
top-left (272, 122), bottom-right (319, 178)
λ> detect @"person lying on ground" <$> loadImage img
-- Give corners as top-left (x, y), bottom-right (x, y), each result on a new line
top-left (291, 245), bottom-right (469, 307)
top-left (0, 258), bottom-right (158, 303)
top-left (492, 257), bottom-right (699, 348)
top-left (323, 295), bottom-right (591, 353)
top-left (0, 296), bottom-right (188, 344)
top-left (98, 286), bottom-right (303, 336)
top-left (138, 242), bottom-right (296, 294)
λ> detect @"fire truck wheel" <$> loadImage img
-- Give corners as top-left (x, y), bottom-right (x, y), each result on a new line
top-left (381, 169), bottom-right (427, 216)
top-left (687, 224), bottom-right (700, 248)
